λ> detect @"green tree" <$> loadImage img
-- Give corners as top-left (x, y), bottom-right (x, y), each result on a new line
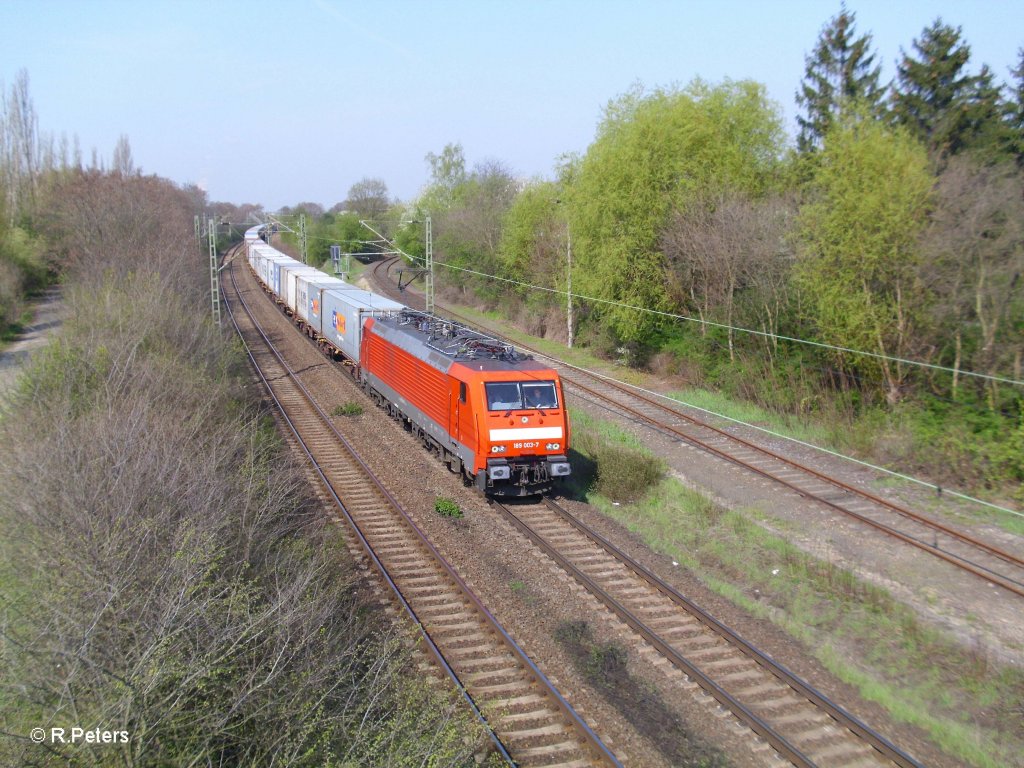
top-left (408, 145), bottom-right (519, 302)
top-left (499, 179), bottom-right (563, 287)
top-left (306, 209), bottom-right (376, 268)
top-left (568, 80), bottom-right (785, 347)
top-left (423, 142), bottom-right (467, 211)
top-left (796, 4), bottom-right (885, 152)
top-left (496, 180), bottom-right (570, 334)
top-left (796, 114), bottom-right (934, 404)
top-left (965, 65), bottom-right (1013, 160)
top-left (891, 18), bottom-right (1003, 157)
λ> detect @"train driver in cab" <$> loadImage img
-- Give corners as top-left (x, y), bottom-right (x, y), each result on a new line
top-left (523, 382), bottom-right (558, 410)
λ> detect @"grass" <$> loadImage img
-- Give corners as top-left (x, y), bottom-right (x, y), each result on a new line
top-left (331, 401), bottom-right (364, 417)
top-left (0, 308), bottom-right (34, 352)
top-left (1, 318), bottom-right (26, 343)
top-left (569, 408), bottom-right (1024, 768)
top-left (654, 388), bottom-right (1024, 533)
top-left (508, 579), bottom-right (539, 606)
top-left (663, 385), bottom-right (838, 446)
top-left (567, 408), bottom-right (665, 502)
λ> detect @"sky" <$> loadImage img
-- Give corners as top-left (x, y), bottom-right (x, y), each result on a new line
top-left (3, 0), bottom-right (1022, 210)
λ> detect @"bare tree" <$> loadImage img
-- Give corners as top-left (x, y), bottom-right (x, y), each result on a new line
top-left (448, 161), bottom-right (517, 248)
top-left (280, 200), bottom-right (324, 217)
top-left (209, 200), bottom-right (264, 224)
top-left (1, 69), bottom-right (41, 221)
top-left (45, 172), bottom-right (199, 286)
top-left (57, 132), bottom-right (70, 171)
top-left (922, 156), bottom-right (1024, 403)
top-left (112, 134), bottom-right (135, 176)
top-left (661, 192), bottom-right (795, 360)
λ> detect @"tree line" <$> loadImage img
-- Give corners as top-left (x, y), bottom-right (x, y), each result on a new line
top-left (402, 12), bottom-right (1023, 397)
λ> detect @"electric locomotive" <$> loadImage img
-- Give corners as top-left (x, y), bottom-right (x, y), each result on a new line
top-left (361, 310), bottom-right (571, 496)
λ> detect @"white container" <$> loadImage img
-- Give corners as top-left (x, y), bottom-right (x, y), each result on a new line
top-left (321, 288), bottom-right (404, 364)
top-left (295, 274), bottom-right (350, 331)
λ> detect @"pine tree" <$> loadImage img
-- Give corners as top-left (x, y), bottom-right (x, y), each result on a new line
top-left (795, 4), bottom-right (884, 152)
top-left (1009, 48), bottom-right (1024, 165)
top-left (890, 18), bottom-right (999, 157)
top-left (962, 64), bottom-right (1012, 160)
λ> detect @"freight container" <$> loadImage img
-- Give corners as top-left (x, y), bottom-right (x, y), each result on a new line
top-left (320, 287), bottom-right (403, 364)
top-left (248, 246), bottom-right (264, 278)
top-left (270, 256), bottom-right (303, 297)
top-left (251, 250), bottom-right (275, 286)
top-left (248, 244), bottom-right (272, 275)
top-left (248, 241), bottom-right (273, 264)
top-left (249, 248), bottom-right (265, 279)
top-left (250, 242), bottom-right (276, 264)
top-left (295, 274), bottom-right (350, 331)
top-left (279, 262), bottom-right (324, 315)
top-left (264, 255), bottom-right (293, 294)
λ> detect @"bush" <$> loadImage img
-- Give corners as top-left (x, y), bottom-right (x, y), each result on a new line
top-left (591, 442), bottom-right (666, 502)
top-left (569, 409), bottom-right (666, 502)
top-left (0, 225), bottom-right (49, 328)
top-left (434, 497), bottom-right (463, 518)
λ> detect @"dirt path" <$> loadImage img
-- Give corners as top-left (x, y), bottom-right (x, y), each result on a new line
top-left (0, 287), bottom-right (65, 395)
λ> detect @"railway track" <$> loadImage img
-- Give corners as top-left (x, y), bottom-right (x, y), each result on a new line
top-left (223, 247), bottom-right (621, 768)
top-left (490, 496), bottom-right (922, 768)
top-left (368, 256), bottom-right (1024, 600)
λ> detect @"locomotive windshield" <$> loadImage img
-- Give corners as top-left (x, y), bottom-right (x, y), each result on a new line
top-left (486, 381), bottom-right (559, 411)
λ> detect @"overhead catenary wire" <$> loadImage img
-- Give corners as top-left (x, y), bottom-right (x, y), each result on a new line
top-left (433, 262), bottom-right (1024, 389)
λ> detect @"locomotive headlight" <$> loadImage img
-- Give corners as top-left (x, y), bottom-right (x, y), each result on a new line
top-left (547, 455), bottom-right (571, 477)
top-left (491, 445), bottom-right (507, 453)
top-left (487, 458), bottom-right (510, 481)
top-left (545, 443), bottom-right (560, 450)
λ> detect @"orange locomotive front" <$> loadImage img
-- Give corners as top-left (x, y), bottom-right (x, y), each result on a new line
top-left (360, 311), bottom-right (571, 496)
